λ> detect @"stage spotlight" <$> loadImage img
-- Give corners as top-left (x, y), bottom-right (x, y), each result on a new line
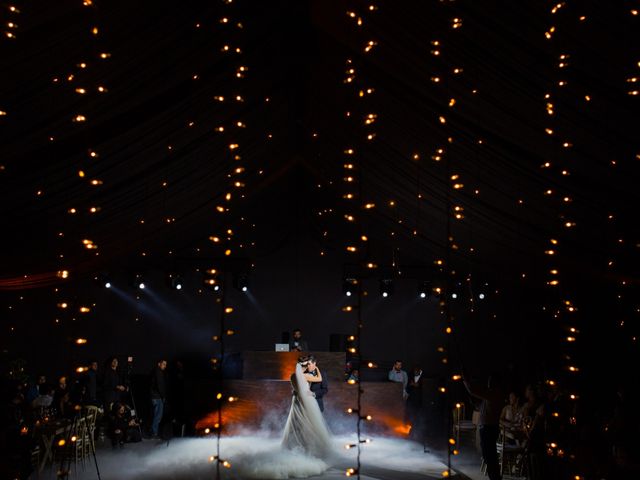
top-left (233, 273), bottom-right (249, 292)
top-left (478, 293), bottom-right (485, 300)
top-left (380, 278), bottom-right (393, 298)
top-left (418, 281), bottom-right (431, 299)
top-left (343, 278), bottom-right (357, 297)
top-left (96, 273), bottom-right (112, 288)
top-left (171, 276), bottom-right (184, 291)
top-left (133, 274), bottom-right (146, 290)
top-left (451, 292), bottom-right (457, 299)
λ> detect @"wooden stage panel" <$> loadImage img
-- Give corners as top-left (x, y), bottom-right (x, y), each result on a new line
top-left (197, 379), bottom-right (407, 436)
top-left (196, 351), bottom-right (408, 437)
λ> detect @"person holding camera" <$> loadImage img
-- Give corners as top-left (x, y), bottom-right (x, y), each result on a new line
top-left (109, 402), bottom-right (142, 448)
top-left (149, 359), bottom-right (167, 439)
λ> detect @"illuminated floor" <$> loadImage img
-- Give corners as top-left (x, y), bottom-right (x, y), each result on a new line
top-left (37, 435), bottom-right (469, 479)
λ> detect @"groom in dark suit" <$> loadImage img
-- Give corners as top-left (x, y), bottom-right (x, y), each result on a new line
top-left (305, 355), bottom-right (328, 412)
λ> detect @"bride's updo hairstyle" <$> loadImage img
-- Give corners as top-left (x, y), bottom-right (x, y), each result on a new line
top-left (298, 354), bottom-right (316, 367)
top-left (298, 354), bottom-right (310, 366)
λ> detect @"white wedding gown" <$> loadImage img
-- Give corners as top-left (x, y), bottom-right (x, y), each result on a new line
top-left (281, 363), bottom-right (334, 458)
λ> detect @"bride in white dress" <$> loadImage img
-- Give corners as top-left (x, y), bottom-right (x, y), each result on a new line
top-left (281, 357), bottom-right (334, 458)
top-left (217, 358), bottom-right (336, 479)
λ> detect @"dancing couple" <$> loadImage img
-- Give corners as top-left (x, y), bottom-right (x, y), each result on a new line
top-left (282, 355), bottom-right (333, 458)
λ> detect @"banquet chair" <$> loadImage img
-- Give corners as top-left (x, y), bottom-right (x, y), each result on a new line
top-left (452, 402), bottom-right (478, 446)
top-left (497, 425), bottom-right (527, 477)
top-left (52, 417), bottom-right (87, 472)
top-left (81, 406), bottom-right (100, 457)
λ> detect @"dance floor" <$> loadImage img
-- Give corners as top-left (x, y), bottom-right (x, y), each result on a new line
top-left (38, 435), bottom-right (468, 479)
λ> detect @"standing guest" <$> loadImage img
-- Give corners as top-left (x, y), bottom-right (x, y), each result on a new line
top-left (407, 365), bottom-right (425, 437)
top-left (289, 328), bottom-right (309, 352)
top-left (84, 360), bottom-right (100, 406)
top-left (388, 361), bottom-right (409, 400)
top-left (149, 359), bottom-right (168, 439)
top-left (169, 359), bottom-right (186, 429)
top-left (463, 374), bottom-right (505, 480)
top-left (103, 357), bottom-right (126, 410)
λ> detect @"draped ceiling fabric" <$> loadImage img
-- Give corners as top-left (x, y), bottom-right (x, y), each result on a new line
top-left (1, 1), bottom-right (638, 363)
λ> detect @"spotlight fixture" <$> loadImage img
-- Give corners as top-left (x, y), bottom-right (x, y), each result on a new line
top-left (343, 278), bottom-right (358, 297)
top-left (478, 293), bottom-right (485, 300)
top-left (96, 273), bottom-right (112, 288)
top-left (170, 276), bottom-right (184, 291)
top-left (204, 277), bottom-right (220, 291)
top-left (380, 278), bottom-right (393, 298)
top-left (233, 273), bottom-right (249, 292)
top-left (418, 280), bottom-right (431, 299)
top-left (450, 281), bottom-right (462, 300)
top-left (134, 274), bottom-right (145, 290)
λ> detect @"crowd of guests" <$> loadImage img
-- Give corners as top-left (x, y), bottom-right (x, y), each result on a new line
top-left (383, 361), bottom-right (640, 479)
top-left (464, 375), bottom-right (640, 479)
top-left (1, 356), bottom-right (182, 479)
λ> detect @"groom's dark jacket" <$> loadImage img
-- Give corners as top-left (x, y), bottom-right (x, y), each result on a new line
top-left (309, 369), bottom-right (328, 412)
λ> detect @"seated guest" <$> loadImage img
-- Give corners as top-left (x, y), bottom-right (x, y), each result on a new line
top-left (289, 328), bottom-right (309, 352)
top-left (31, 385), bottom-right (55, 410)
top-left (500, 391), bottom-right (522, 442)
top-left (388, 361), bottom-right (409, 400)
top-left (53, 376), bottom-right (68, 415)
top-left (25, 375), bottom-right (47, 404)
top-left (4, 387), bottom-right (34, 480)
top-left (108, 402), bottom-right (141, 448)
top-left (58, 390), bottom-right (78, 419)
top-left (520, 384), bottom-right (540, 423)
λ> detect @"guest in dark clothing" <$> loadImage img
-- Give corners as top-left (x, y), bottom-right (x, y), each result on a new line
top-left (150, 359), bottom-right (167, 438)
top-left (103, 357), bottom-right (126, 410)
top-left (2, 387), bottom-right (34, 480)
top-left (407, 365), bottom-right (425, 439)
top-left (464, 374), bottom-right (505, 480)
top-left (58, 391), bottom-right (78, 419)
top-left (25, 375), bottom-right (46, 404)
top-left (108, 402), bottom-right (141, 447)
top-left (289, 328), bottom-right (309, 352)
top-left (53, 376), bottom-right (68, 415)
top-left (84, 360), bottom-right (100, 406)
top-left (169, 360), bottom-right (186, 427)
